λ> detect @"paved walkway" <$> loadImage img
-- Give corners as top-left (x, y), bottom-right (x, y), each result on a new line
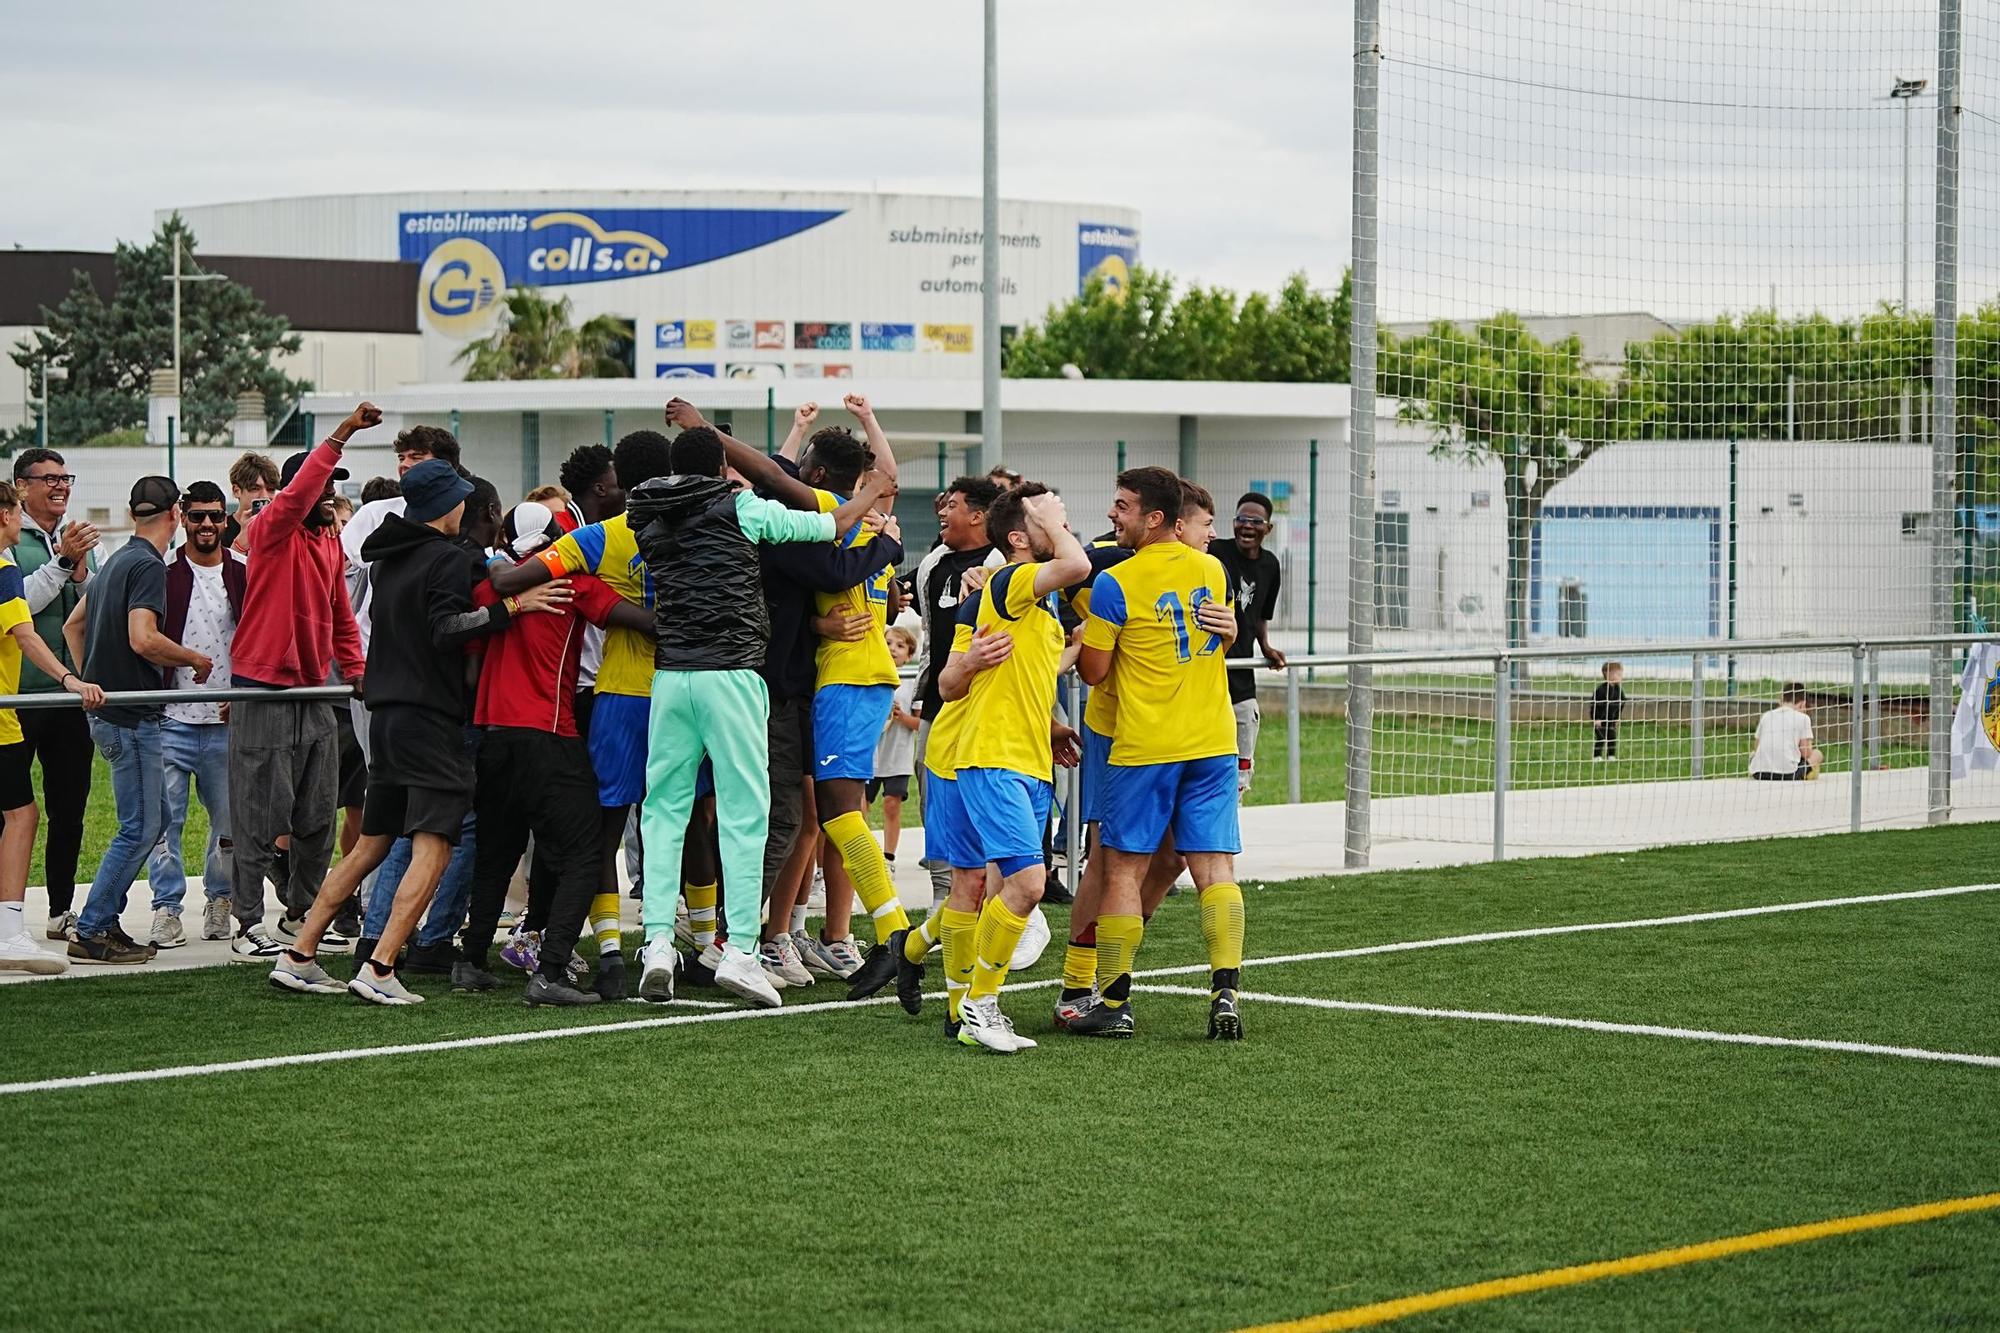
top-left (10, 767), bottom-right (1996, 984)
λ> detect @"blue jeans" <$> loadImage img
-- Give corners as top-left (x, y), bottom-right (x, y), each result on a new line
top-left (78, 716), bottom-right (164, 939)
top-left (148, 719), bottom-right (231, 913)
top-left (363, 814), bottom-right (477, 948)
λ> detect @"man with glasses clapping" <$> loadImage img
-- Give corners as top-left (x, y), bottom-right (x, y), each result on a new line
top-left (7, 449), bottom-right (99, 939)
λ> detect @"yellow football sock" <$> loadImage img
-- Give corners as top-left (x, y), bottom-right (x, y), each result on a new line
top-left (940, 906), bottom-right (979, 1022)
top-left (824, 811), bottom-right (910, 940)
top-left (1061, 936), bottom-right (1097, 994)
top-left (1095, 914), bottom-right (1145, 1008)
top-left (684, 882), bottom-right (718, 949)
top-left (967, 898), bottom-right (1029, 1002)
top-left (1198, 882), bottom-right (1245, 989)
top-left (589, 893), bottom-right (623, 957)
top-left (904, 911), bottom-right (941, 965)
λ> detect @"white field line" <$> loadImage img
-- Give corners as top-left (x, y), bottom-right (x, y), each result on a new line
top-left (1132, 984), bottom-right (2000, 1071)
top-left (4, 882), bottom-right (1995, 1097)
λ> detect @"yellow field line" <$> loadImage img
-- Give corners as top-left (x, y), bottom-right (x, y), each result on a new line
top-left (1235, 1191), bottom-right (2000, 1332)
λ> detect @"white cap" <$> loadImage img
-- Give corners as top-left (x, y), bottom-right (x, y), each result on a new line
top-left (506, 501), bottom-right (557, 557)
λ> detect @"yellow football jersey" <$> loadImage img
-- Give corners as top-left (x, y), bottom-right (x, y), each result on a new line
top-left (811, 488), bottom-right (898, 689)
top-left (539, 514), bottom-right (651, 697)
top-left (921, 620), bottom-right (977, 780)
top-left (1080, 540), bottom-right (1234, 766)
top-left (954, 562), bottom-right (1066, 781)
top-left (1065, 542), bottom-right (1128, 738)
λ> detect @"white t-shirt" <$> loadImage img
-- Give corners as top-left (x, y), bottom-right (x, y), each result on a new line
top-left (165, 557), bottom-right (240, 726)
top-left (340, 496), bottom-right (406, 648)
top-left (1749, 705), bottom-right (1814, 775)
top-left (874, 679), bottom-right (918, 778)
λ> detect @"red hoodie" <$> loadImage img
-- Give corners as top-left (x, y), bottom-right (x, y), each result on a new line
top-left (231, 439), bottom-right (366, 690)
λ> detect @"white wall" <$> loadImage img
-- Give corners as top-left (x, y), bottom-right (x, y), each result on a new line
top-left (279, 333), bottom-right (423, 398)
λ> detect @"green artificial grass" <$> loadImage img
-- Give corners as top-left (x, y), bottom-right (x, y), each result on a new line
top-left (6, 824), bottom-right (1997, 1331)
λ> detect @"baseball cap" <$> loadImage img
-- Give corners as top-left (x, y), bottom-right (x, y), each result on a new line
top-left (402, 458), bottom-right (475, 524)
top-left (129, 476), bottom-right (180, 519)
top-left (280, 449), bottom-right (351, 490)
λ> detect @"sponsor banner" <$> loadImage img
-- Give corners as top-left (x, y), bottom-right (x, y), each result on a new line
top-left (726, 362), bottom-right (785, 381)
top-left (822, 363), bottom-right (854, 379)
top-left (861, 322), bottom-right (915, 352)
top-left (656, 319), bottom-right (717, 351)
top-left (921, 323), bottom-right (974, 354)
top-left (401, 206), bottom-right (841, 285)
top-left (724, 320), bottom-right (755, 350)
top-left (655, 363), bottom-right (717, 379)
top-left (794, 321), bottom-right (853, 352)
top-left (1078, 221), bottom-right (1139, 297)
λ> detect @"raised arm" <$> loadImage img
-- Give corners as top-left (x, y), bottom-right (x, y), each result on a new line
top-left (259, 402), bottom-right (379, 543)
top-left (779, 402), bottom-right (818, 462)
top-left (844, 393), bottom-right (897, 484)
top-left (829, 469), bottom-right (896, 537)
top-left (1022, 494), bottom-right (1090, 598)
top-left (666, 398), bottom-right (820, 511)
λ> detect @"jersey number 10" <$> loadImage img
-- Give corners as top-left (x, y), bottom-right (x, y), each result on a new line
top-left (1155, 588), bottom-right (1222, 663)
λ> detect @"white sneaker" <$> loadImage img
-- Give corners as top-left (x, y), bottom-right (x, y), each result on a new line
top-left (796, 931), bottom-right (841, 977)
top-left (269, 952), bottom-right (345, 995)
top-left (0, 932), bottom-right (68, 975)
top-left (713, 943), bottom-right (782, 1009)
top-left (800, 934), bottom-right (863, 980)
top-left (805, 869), bottom-right (826, 912)
top-left (275, 915), bottom-right (306, 943)
top-left (348, 967), bottom-right (424, 1005)
top-left (957, 994), bottom-right (1035, 1053)
top-left (637, 937), bottom-right (678, 1003)
top-left (1009, 905), bottom-right (1051, 972)
top-left (772, 931), bottom-right (815, 986)
top-left (319, 924), bottom-right (354, 955)
top-left (230, 925), bottom-right (285, 962)
top-left (757, 938), bottom-right (809, 988)
top-left (45, 910), bottom-right (77, 942)
top-left (150, 909), bottom-right (187, 950)
top-left (201, 898), bottom-right (233, 940)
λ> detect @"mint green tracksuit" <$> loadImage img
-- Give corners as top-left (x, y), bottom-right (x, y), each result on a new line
top-left (640, 669), bottom-right (770, 946)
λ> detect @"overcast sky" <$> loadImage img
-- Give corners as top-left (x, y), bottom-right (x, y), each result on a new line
top-left (3, 0), bottom-right (1994, 322)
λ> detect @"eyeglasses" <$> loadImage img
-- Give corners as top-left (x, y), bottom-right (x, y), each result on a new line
top-left (1233, 513), bottom-right (1271, 527)
top-left (183, 511), bottom-right (227, 526)
top-left (23, 472), bottom-right (76, 487)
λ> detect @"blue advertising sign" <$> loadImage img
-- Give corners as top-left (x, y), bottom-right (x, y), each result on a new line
top-left (655, 363), bottom-right (717, 379)
top-left (1078, 222), bottom-right (1139, 297)
top-left (861, 322), bottom-right (915, 352)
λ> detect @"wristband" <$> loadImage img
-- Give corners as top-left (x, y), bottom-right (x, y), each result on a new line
top-left (504, 595), bottom-right (521, 616)
top-left (59, 672), bottom-right (75, 687)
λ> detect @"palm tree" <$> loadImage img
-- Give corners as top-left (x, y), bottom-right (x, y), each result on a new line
top-left (454, 287), bottom-right (633, 380)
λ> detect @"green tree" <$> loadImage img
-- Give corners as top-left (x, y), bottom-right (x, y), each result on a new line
top-left (1005, 267), bottom-right (1351, 382)
top-left (7, 214), bottom-right (309, 450)
top-left (455, 287), bottom-right (634, 381)
top-left (1381, 314), bottom-right (1643, 652)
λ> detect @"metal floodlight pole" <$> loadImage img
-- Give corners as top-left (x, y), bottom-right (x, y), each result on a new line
top-left (1344, 0), bottom-right (1381, 868)
top-left (162, 231), bottom-right (226, 419)
top-left (1890, 77), bottom-right (1928, 315)
top-left (980, 0), bottom-right (1003, 472)
top-left (1929, 6), bottom-right (1960, 823)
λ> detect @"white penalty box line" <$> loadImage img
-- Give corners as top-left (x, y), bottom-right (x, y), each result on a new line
top-left (3, 882), bottom-right (1995, 1098)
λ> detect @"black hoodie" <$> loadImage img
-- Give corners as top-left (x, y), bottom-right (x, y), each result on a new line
top-left (358, 512), bottom-right (512, 718)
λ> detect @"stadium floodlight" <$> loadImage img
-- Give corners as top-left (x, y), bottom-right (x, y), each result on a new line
top-left (161, 233), bottom-right (227, 399)
top-left (1888, 78), bottom-right (1929, 314)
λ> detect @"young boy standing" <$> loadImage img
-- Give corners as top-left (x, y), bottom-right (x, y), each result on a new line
top-left (1590, 661), bottom-right (1625, 762)
top-left (869, 626), bottom-right (920, 866)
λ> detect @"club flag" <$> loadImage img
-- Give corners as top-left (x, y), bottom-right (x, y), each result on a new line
top-left (1949, 641), bottom-right (2000, 780)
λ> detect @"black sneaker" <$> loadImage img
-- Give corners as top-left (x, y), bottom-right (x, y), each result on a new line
top-left (1041, 877), bottom-right (1075, 906)
top-left (895, 946), bottom-right (925, 1016)
top-left (523, 973), bottom-right (602, 1007)
top-left (405, 940), bottom-right (457, 974)
top-left (1067, 1000), bottom-right (1136, 1039)
top-left (450, 960), bottom-right (498, 993)
top-left (68, 930), bottom-right (153, 965)
top-left (1207, 989), bottom-right (1244, 1041)
top-left (331, 905), bottom-right (362, 942)
top-left (593, 953), bottom-right (628, 1003)
top-left (846, 930), bottom-right (905, 1001)
top-left (678, 948), bottom-right (718, 988)
top-left (942, 1013), bottom-right (962, 1041)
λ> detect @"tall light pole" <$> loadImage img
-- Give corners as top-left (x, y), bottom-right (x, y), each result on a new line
top-left (28, 361), bottom-right (67, 450)
top-left (1891, 77), bottom-right (1928, 314)
top-left (162, 231), bottom-right (226, 397)
top-left (980, 0), bottom-right (1002, 472)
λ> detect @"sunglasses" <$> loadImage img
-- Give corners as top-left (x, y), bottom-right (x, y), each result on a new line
top-left (1234, 513), bottom-right (1271, 527)
top-left (183, 511), bottom-right (228, 526)
top-left (24, 473), bottom-right (76, 487)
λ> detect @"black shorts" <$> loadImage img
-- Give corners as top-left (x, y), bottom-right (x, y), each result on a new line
top-left (338, 716), bottom-right (367, 810)
top-left (0, 740), bottom-right (33, 812)
top-left (1752, 762), bottom-right (1812, 782)
top-left (362, 781), bottom-right (473, 843)
top-left (866, 774), bottom-right (910, 803)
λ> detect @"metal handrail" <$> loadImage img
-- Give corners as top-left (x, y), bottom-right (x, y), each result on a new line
top-left (0, 685), bottom-right (355, 711)
top-left (1240, 632), bottom-right (1992, 673)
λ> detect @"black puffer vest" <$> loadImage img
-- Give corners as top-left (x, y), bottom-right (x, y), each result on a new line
top-left (628, 475), bottom-right (768, 673)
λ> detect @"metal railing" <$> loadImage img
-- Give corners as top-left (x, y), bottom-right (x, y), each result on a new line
top-left (0, 685), bottom-right (354, 711)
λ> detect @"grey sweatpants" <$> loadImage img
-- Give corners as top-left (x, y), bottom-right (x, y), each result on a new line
top-left (227, 695), bottom-right (341, 930)
top-left (762, 694), bottom-right (811, 897)
top-left (912, 718), bottom-right (949, 903)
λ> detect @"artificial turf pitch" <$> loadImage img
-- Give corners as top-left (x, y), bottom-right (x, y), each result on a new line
top-left (5, 824), bottom-right (1997, 1332)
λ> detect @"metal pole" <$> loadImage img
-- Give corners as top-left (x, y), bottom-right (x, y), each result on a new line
top-left (1867, 648), bottom-right (1882, 769)
top-left (979, 0), bottom-right (1002, 471)
top-left (1491, 655), bottom-right (1510, 862)
top-left (1344, 1), bottom-right (1380, 870)
top-left (1286, 665), bottom-right (1302, 805)
top-left (1931, 0), bottom-right (1961, 824)
top-left (1851, 648), bottom-right (1866, 834)
top-left (603, 409), bottom-right (614, 449)
top-left (172, 233), bottom-right (182, 397)
top-left (166, 415), bottom-right (176, 485)
top-left (1690, 652), bottom-right (1705, 779)
top-left (1727, 433), bottom-right (1740, 696)
top-left (765, 386), bottom-right (776, 454)
top-left (937, 441), bottom-right (947, 493)
top-left (1063, 673), bottom-right (1083, 886)
top-left (1116, 439), bottom-right (1126, 474)
top-left (1309, 438), bottom-right (1322, 660)
top-left (1903, 89), bottom-right (1912, 315)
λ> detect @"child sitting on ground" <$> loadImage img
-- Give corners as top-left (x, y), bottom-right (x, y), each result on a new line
top-left (1590, 660), bottom-right (1625, 761)
top-left (1750, 682), bottom-right (1825, 781)
top-left (869, 626), bottom-right (920, 862)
